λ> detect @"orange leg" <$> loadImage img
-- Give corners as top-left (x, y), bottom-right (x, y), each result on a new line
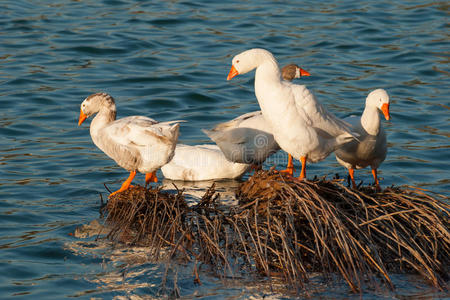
top-left (109, 171), bottom-right (136, 197)
top-left (348, 168), bottom-right (357, 189)
top-left (298, 156), bottom-right (307, 180)
top-left (145, 171), bottom-right (158, 185)
top-left (372, 168), bottom-right (380, 191)
top-left (280, 154), bottom-right (294, 176)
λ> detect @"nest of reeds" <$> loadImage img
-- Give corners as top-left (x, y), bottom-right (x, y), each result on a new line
top-left (104, 170), bottom-right (449, 293)
top-left (106, 186), bottom-right (188, 250)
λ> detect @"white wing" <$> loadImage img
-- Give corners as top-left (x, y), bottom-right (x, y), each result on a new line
top-left (290, 84), bottom-right (356, 138)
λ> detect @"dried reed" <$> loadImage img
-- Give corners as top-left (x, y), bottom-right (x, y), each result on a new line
top-left (104, 170), bottom-right (449, 293)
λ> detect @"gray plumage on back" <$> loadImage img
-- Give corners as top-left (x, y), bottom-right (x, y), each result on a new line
top-left (203, 127), bottom-right (279, 164)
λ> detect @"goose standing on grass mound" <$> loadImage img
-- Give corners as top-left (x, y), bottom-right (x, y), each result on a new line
top-left (204, 64), bottom-right (310, 172)
top-left (161, 144), bottom-right (251, 181)
top-left (335, 89), bottom-right (390, 190)
top-left (227, 48), bottom-right (358, 180)
top-left (78, 93), bottom-right (180, 197)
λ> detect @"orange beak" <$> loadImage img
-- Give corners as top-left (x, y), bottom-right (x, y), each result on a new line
top-left (381, 103), bottom-right (390, 120)
top-left (78, 109), bottom-right (87, 126)
top-left (300, 68), bottom-right (310, 77)
top-left (227, 65), bottom-right (239, 81)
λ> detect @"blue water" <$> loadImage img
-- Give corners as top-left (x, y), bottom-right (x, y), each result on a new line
top-left (0, 0), bottom-right (448, 298)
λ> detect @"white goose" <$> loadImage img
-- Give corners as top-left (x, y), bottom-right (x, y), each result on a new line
top-left (161, 144), bottom-right (250, 181)
top-left (227, 48), bottom-right (358, 179)
top-left (335, 89), bottom-right (390, 189)
top-left (78, 93), bottom-right (180, 196)
top-left (205, 64), bottom-right (310, 172)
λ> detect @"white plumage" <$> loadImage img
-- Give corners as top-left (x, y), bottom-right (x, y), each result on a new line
top-left (205, 64), bottom-right (309, 168)
top-left (335, 89), bottom-right (390, 189)
top-left (78, 92), bottom-right (180, 196)
top-left (227, 48), bottom-right (358, 179)
top-left (161, 144), bottom-right (250, 181)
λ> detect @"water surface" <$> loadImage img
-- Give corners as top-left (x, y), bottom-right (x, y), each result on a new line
top-left (0, 0), bottom-right (448, 298)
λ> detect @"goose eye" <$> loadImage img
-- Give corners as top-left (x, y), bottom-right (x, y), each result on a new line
top-left (236, 60), bottom-right (240, 63)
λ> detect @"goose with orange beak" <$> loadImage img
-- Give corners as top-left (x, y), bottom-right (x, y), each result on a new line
top-left (335, 89), bottom-right (390, 190)
top-left (78, 93), bottom-right (180, 197)
top-left (206, 64), bottom-right (310, 173)
top-left (227, 48), bottom-right (358, 180)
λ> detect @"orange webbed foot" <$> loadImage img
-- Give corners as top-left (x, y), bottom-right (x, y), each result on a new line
top-left (110, 185), bottom-right (131, 197)
top-left (145, 171), bottom-right (158, 186)
top-left (296, 175), bottom-right (306, 181)
top-left (280, 167), bottom-right (294, 177)
top-left (279, 154), bottom-right (295, 176)
top-left (109, 171), bottom-right (136, 198)
top-left (297, 156), bottom-right (307, 181)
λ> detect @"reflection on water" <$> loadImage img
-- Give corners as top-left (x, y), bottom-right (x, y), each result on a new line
top-left (162, 178), bottom-right (242, 206)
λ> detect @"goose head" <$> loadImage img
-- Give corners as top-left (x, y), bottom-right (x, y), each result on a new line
top-left (227, 48), bottom-right (277, 80)
top-left (281, 64), bottom-right (311, 81)
top-left (78, 93), bottom-right (116, 126)
top-left (366, 89), bottom-right (390, 120)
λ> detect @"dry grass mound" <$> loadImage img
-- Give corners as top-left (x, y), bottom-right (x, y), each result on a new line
top-left (236, 171), bottom-right (449, 292)
top-left (103, 171), bottom-right (449, 293)
top-left (106, 185), bottom-right (188, 256)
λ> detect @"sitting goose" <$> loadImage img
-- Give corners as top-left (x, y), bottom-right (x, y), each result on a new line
top-left (161, 144), bottom-right (251, 181)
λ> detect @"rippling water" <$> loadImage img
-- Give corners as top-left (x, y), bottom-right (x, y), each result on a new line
top-left (0, 0), bottom-right (448, 298)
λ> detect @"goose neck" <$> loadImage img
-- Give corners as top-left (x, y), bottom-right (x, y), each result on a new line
top-left (361, 105), bottom-right (381, 135)
top-left (90, 108), bottom-right (116, 137)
